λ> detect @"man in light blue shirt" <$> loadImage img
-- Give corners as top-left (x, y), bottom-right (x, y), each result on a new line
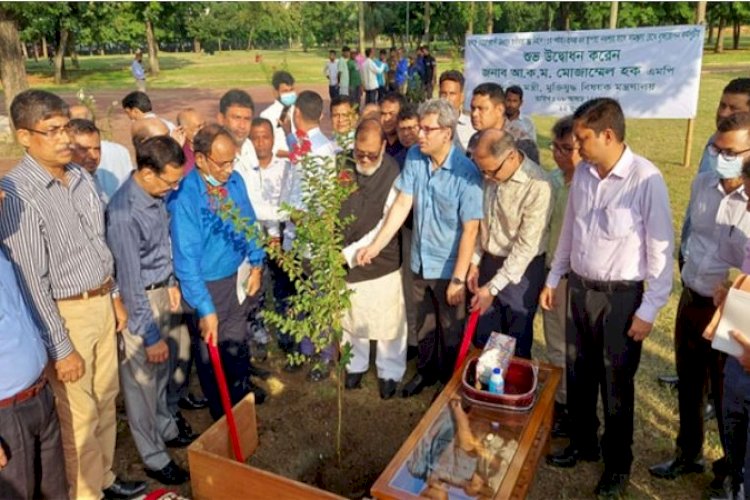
top-left (168, 124), bottom-right (266, 419)
top-left (0, 195), bottom-right (67, 497)
top-left (131, 49), bottom-right (146, 92)
top-left (357, 99), bottom-right (483, 396)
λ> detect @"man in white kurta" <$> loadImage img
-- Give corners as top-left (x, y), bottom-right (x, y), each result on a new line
top-left (340, 119), bottom-right (407, 399)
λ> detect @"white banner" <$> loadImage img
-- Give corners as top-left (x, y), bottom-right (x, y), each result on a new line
top-left (464, 25), bottom-right (705, 119)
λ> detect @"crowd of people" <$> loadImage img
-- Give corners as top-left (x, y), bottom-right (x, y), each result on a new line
top-left (1, 44), bottom-right (750, 500)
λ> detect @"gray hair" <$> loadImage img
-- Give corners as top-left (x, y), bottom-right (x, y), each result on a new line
top-left (418, 98), bottom-right (457, 139)
top-left (485, 130), bottom-right (516, 158)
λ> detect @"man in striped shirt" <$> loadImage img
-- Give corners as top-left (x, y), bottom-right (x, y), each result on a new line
top-left (0, 90), bottom-right (145, 500)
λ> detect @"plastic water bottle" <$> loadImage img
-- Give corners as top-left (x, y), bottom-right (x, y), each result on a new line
top-left (488, 367), bottom-right (504, 394)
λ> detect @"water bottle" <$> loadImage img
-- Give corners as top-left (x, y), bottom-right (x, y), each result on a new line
top-left (488, 367), bottom-right (504, 394)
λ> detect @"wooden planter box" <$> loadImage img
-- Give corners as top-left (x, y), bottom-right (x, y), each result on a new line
top-left (187, 393), bottom-right (344, 500)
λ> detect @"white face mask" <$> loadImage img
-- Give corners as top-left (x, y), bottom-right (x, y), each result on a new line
top-left (715, 155), bottom-right (744, 180)
top-left (203, 172), bottom-right (223, 187)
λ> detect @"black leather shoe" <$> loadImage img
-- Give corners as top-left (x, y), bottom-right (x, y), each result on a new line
top-left (145, 460), bottom-right (190, 485)
top-left (594, 471), bottom-right (629, 498)
top-left (178, 392), bottom-right (208, 411)
top-left (400, 373), bottom-right (437, 398)
top-left (546, 445), bottom-right (601, 468)
top-left (165, 431), bottom-right (196, 448)
top-left (102, 478), bottom-right (147, 499)
top-left (248, 362), bottom-right (271, 380)
top-left (345, 372), bottom-right (364, 389)
top-left (552, 402), bottom-right (569, 438)
top-left (379, 378), bottom-right (398, 400)
top-left (173, 411), bottom-right (197, 440)
top-left (648, 457), bottom-right (705, 479)
top-left (243, 379), bottom-right (267, 405)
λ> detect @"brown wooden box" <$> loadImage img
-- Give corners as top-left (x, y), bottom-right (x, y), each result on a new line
top-left (187, 393), bottom-right (344, 500)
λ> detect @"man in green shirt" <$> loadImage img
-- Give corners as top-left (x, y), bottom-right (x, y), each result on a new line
top-left (348, 49), bottom-right (362, 108)
top-left (543, 115), bottom-right (581, 438)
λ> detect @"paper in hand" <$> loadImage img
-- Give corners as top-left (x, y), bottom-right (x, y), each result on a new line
top-left (236, 260), bottom-right (251, 305)
top-left (712, 287), bottom-right (750, 358)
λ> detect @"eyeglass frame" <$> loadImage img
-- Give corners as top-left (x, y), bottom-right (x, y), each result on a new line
top-left (481, 150), bottom-right (514, 180)
top-left (205, 153), bottom-right (239, 170)
top-left (22, 123), bottom-right (73, 139)
top-left (707, 143), bottom-right (750, 161)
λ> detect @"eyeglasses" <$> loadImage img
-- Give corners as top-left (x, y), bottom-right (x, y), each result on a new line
top-left (418, 125), bottom-right (446, 135)
top-left (354, 149), bottom-right (380, 162)
top-left (398, 124), bottom-right (420, 133)
top-left (550, 142), bottom-right (578, 155)
top-left (707, 143), bottom-right (750, 161)
top-left (24, 123), bottom-right (73, 139)
top-left (481, 152), bottom-right (513, 180)
top-left (206, 154), bottom-right (239, 170)
top-left (156, 173), bottom-right (181, 189)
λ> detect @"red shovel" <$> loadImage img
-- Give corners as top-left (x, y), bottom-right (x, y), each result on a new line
top-left (208, 343), bottom-right (244, 462)
top-left (454, 310), bottom-right (480, 374)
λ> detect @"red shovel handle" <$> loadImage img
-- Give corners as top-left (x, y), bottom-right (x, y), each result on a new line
top-left (208, 343), bottom-right (244, 462)
top-left (455, 310), bottom-right (480, 374)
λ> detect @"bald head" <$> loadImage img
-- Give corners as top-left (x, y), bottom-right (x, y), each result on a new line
top-left (132, 117), bottom-right (169, 148)
top-left (176, 108), bottom-right (205, 143)
top-left (473, 128), bottom-right (522, 182)
top-left (69, 104), bottom-right (94, 121)
top-left (361, 103), bottom-right (381, 121)
top-left (475, 128), bottom-right (514, 158)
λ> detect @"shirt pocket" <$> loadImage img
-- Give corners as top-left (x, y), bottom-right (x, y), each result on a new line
top-left (718, 228), bottom-right (747, 268)
top-left (434, 191), bottom-right (458, 224)
top-left (601, 207), bottom-right (635, 240)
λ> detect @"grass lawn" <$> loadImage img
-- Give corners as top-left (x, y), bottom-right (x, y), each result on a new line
top-left (6, 44), bottom-right (750, 499)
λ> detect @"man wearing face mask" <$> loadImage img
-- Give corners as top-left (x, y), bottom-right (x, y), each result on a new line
top-left (649, 113), bottom-right (750, 490)
top-left (339, 119), bottom-right (406, 400)
top-left (468, 129), bottom-right (552, 359)
top-left (168, 124), bottom-right (267, 420)
top-left (260, 71), bottom-right (297, 158)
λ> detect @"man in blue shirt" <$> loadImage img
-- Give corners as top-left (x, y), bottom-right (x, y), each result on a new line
top-left (357, 99), bottom-right (483, 396)
top-left (131, 49), bottom-right (146, 92)
top-left (0, 191), bottom-right (68, 497)
top-left (168, 124), bottom-right (266, 420)
top-left (107, 136), bottom-right (191, 485)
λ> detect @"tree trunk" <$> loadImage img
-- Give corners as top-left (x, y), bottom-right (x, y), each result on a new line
top-left (557, 2), bottom-right (571, 31)
top-left (609, 1), bottom-right (618, 30)
top-left (707, 23), bottom-right (714, 43)
top-left (145, 18), bottom-right (160, 76)
top-left (714, 16), bottom-right (725, 53)
top-left (486, 1), bottom-right (493, 34)
top-left (20, 41), bottom-right (28, 59)
top-left (545, 2), bottom-right (552, 31)
top-left (358, 2), bottom-right (365, 53)
top-left (423, 1), bottom-right (430, 44)
top-left (54, 28), bottom-right (68, 84)
top-left (0, 8), bottom-right (29, 118)
top-left (32, 42), bottom-right (39, 61)
top-left (733, 19), bottom-right (740, 50)
top-left (467, 1), bottom-right (474, 35)
top-left (193, 37), bottom-right (201, 53)
top-left (41, 36), bottom-right (48, 59)
top-left (696, 1), bottom-right (707, 24)
top-left (218, 38), bottom-right (222, 52)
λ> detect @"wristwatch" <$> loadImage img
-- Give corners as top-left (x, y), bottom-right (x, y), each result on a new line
top-left (451, 277), bottom-right (465, 286)
top-left (489, 284), bottom-right (499, 297)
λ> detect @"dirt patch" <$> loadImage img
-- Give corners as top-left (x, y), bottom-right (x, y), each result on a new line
top-left (248, 358), bottom-right (434, 498)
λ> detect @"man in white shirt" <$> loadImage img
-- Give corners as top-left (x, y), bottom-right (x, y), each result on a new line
top-left (217, 89), bottom-right (257, 172)
top-left (438, 70), bottom-right (472, 151)
top-left (121, 91), bottom-right (176, 131)
top-left (325, 50), bottom-right (340, 100)
top-left (363, 48), bottom-right (385, 105)
top-left (505, 85), bottom-right (537, 144)
top-left (260, 71), bottom-right (297, 158)
top-left (236, 117), bottom-right (297, 361)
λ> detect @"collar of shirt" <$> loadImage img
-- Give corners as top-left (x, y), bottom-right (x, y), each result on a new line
top-left (584, 146), bottom-right (634, 181)
top-left (506, 154), bottom-right (533, 184)
top-left (125, 174), bottom-right (161, 209)
top-left (22, 154), bottom-right (84, 191)
top-left (427, 144), bottom-right (460, 172)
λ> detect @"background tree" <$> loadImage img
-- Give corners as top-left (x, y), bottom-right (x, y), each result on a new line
top-left (0, 5), bottom-right (28, 117)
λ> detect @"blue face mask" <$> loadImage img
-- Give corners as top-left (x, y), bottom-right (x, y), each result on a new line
top-left (716, 155), bottom-right (744, 179)
top-left (204, 173), bottom-right (223, 187)
top-left (280, 92), bottom-right (297, 107)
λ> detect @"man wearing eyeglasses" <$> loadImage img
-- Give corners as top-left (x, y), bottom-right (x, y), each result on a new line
top-left (468, 129), bottom-right (552, 360)
top-left (168, 124), bottom-right (267, 420)
top-left (357, 99), bottom-right (483, 397)
top-left (0, 90), bottom-right (146, 499)
top-left (106, 136), bottom-right (191, 486)
top-left (543, 116), bottom-right (582, 439)
top-left (649, 113), bottom-right (750, 491)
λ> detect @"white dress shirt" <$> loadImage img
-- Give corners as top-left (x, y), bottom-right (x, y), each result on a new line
top-left (260, 100), bottom-right (295, 155)
top-left (455, 112), bottom-right (474, 152)
top-left (681, 172), bottom-right (750, 297)
top-left (547, 146), bottom-right (674, 323)
top-left (507, 114), bottom-right (537, 144)
top-left (98, 140), bottom-right (134, 200)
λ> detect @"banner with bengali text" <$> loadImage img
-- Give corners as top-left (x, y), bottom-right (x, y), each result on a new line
top-left (464, 25), bottom-right (705, 119)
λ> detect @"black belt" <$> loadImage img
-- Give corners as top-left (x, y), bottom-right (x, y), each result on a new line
top-left (145, 277), bottom-right (171, 291)
top-left (682, 286), bottom-right (715, 307)
top-left (571, 272), bottom-right (643, 293)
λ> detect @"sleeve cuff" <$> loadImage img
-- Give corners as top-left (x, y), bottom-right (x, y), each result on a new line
top-left (546, 273), bottom-right (562, 289)
top-left (471, 251), bottom-right (482, 267)
top-left (142, 325), bottom-right (162, 347)
top-left (196, 300), bottom-right (216, 319)
top-left (49, 336), bottom-right (75, 361)
top-left (635, 304), bottom-right (657, 324)
top-left (342, 245), bottom-right (357, 269)
top-left (489, 274), bottom-right (510, 294)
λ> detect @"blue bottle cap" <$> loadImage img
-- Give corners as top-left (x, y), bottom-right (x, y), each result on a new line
top-left (492, 367), bottom-right (501, 374)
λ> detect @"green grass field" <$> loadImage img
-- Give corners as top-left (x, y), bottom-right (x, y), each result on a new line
top-left (10, 44), bottom-right (750, 498)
